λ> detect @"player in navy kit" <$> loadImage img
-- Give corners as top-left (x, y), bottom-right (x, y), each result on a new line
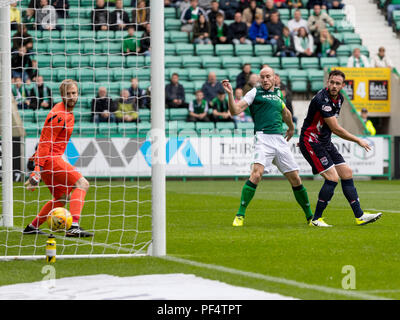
top-left (299, 69), bottom-right (382, 227)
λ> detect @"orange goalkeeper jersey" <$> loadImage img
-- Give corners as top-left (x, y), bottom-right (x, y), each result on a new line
top-left (35, 102), bottom-right (75, 168)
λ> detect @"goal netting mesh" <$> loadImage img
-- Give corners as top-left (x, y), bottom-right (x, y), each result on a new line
top-left (1, 0), bottom-right (157, 259)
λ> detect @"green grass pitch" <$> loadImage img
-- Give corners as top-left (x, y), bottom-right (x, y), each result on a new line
top-left (1, 179), bottom-right (400, 300)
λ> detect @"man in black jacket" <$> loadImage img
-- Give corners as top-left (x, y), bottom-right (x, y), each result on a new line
top-left (30, 76), bottom-right (53, 110)
top-left (235, 63), bottom-right (253, 90)
top-left (92, 87), bottom-right (117, 123)
top-left (219, 0), bottom-right (239, 20)
top-left (110, 0), bottom-right (130, 31)
top-left (210, 12), bottom-right (229, 44)
top-left (228, 12), bottom-right (252, 45)
top-left (206, 0), bottom-right (224, 25)
top-left (91, 0), bottom-right (110, 31)
top-left (165, 73), bottom-right (188, 108)
top-left (266, 11), bottom-right (284, 46)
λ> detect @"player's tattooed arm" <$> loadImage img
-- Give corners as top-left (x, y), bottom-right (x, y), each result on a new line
top-left (221, 79), bottom-right (249, 115)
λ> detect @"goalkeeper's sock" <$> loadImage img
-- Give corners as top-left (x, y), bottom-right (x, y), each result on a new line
top-left (237, 180), bottom-right (257, 217)
top-left (69, 188), bottom-right (87, 223)
top-left (313, 180), bottom-right (338, 220)
top-left (31, 199), bottom-right (65, 228)
top-left (341, 178), bottom-right (363, 218)
top-left (292, 184), bottom-right (313, 221)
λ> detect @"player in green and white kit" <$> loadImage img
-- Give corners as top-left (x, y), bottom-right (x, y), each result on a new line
top-left (222, 67), bottom-right (313, 226)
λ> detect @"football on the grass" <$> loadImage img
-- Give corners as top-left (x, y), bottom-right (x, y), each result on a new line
top-left (47, 208), bottom-right (72, 232)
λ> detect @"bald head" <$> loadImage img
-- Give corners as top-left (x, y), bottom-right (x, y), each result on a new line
top-left (259, 67), bottom-right (275, 90)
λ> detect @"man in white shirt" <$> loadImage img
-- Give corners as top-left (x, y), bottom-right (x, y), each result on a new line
top-left (371, 47), bottom-right (393, 68)
top-left (347, 48), bottom-right (370, 68)
top-left (287, 9), bottom-right (308, 36)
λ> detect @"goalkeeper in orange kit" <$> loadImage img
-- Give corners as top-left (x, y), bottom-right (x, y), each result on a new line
top-left (23, 79), bottom-right (93, 237)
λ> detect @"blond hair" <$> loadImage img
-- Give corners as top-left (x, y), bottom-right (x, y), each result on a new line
top-left (59, 79), bottom-right (78, 97)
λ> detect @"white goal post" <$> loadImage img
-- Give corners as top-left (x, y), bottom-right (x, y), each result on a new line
top-left (0, 0), bottom-right (166, 260)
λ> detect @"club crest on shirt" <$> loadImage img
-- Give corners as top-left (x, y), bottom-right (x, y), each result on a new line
top-left (322, 105), bottom-right (332, 112)
top-left (320, 156), bottom-right (329, 166)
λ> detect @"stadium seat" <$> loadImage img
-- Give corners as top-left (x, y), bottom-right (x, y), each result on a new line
top-left (168, 31), bottom-right (189, 43)
top-left (74, 108), bottom-right (92, 122)
top-left (300, 57), bottom-right (320, 69)
top-left (234, 44), bottom-right (253, 56)
top-left (338, 56), bottom-right (349, 66)
top-left (169, 108), bottom-right (188, 121)
top-left (215, 44), bottom-right (234, 56)
top-left (216, 122), bottom-right (235, 130)
top-left (57, 68), bottom-right (78, 82)
top-left (24, 122), bottom-right (40, 136)
top-left (164, 7), bottom-right (177, 19)
top-left (19, 109), bottom-right (35, 123)
top-left (236, 122), bottom-right (254, 130)
top-left (165, 56), bottom-right (182, 68)
top-left (99, 123), bottom-right (118, 135)
top-left (108, 56), bottom-right (125, 68)
top-left (195, 122), bottom-right (215, 132)
top-left (188, 69), bottom-right (208, 81)
top-left (201, 56), bottom-right (222, 69)
top-left (221, 56), bottom-right (243, 69)
top-left (48, 42), bottom-right (66, 54)
top-left (125, 56), bottom-right (146, 68)
top-left (177, 121), bottom-right (195, 132)
top-left (169, 68), bottom-right (189, 81)
top-left (328, 9), bottom-right (346, 21)
top-left (118, 122), bottom-right (138, 136)
top-left (138, 122), bottom-right (152, 135)
top-left (165, 19), bottom-right (182, 31)
top-left (195, 44), bottom-right (214, 56)
top-left (165, 43), bottom-right (176, 55)
top-left (275, 69), bottom-right (289, 84)
top-left (182, 56), bottom-right (202, 68)
top-left (76, 68), bottom-right (95, 82)
top-left (336, 45), bottom-right (352, 57)
top-left (307, 69), bottom-right (325, 92)
top-left (175, 43), bottom-right (195, 55)
top-left (113, 68), bottom-right (132, 82)
top-left (320, 57), bottom-right (340, 69)
top-left (278, 8), bottom-right (291, 20)
top-left (52, 55), bottom-right (69, 68)
top-left (89, 55), bottom-right (108, 68)
top-left (227, 68), bottom-right (242, 81)
top-left (80, 122), bottom-right (98, 135)
top-left (82, 41), bottom-right (102, 54)
top-left (40, 68), bottom-right (55, 82)
top-left (81, 82), bottom-right (100, 96)
top-left (342, 33), bottom-right (362, 45)
top-left (281, 57), bottom-right (300, 69)
top-left (95, 69), bottom-right (111, 82)
top-left (208, 69), bottom-right (229, 81)
top-left (288, 70), bottom-right (308, 92)
top-left (65, 42), bottom-right (84, 54)
top-left (41, 30), bottom-right (61, 41)
top-left (240, 56), bottom-right (261, 69)
top-left (254, 44), bottom-right (273, 56)
top-left (35, 109), bottom-right (50, 124)
top-left (299, 8), bottom-right (309, 19)
top-left (139, 109), bottom-right (151, 122)
top-left (259, 56), bottom-right (280, 69)
top-left (103, 42), bottom-right (123, 54)
top-left (180, 81), bottom-right (195, 94)
top-left (193, 81), bottom-right (204, 91)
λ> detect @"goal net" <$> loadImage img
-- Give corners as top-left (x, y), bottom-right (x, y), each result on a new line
top-left (0, 0), bottom-right (165, 260)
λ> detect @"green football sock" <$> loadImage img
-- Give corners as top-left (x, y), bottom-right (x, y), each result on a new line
top-left (292, 184), bottom-right (313, 221)
top-left (237, 180), bottom-right (257, 217)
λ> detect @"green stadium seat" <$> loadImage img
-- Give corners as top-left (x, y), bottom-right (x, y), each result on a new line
top-left (350, 45), bottom-right (369, 57)
top-left (168, 31), bottom-right (189, 43)
top-left (139, 109), bottom-right (151, 122)
top-left (259, 56), bottom-right (280, 69)
top-left (89, 55), bottom-right (108, 68)
top-left (227, 68), bottom-right (241, 81)
top-left (281, 57), bottom-right (300, 69)
top-left (35, 109), bottom-right (50, 123)
top-left (180, 81), bottom-right (195, 94)
top-left (177, 121), bottom-right (195, 132)
top-left (193, 81), bottom-right (204, 91)
top-left (182, 56), bottom-right (202, 68)
top-left (299, 8), bottom-right (309, 19)
top-left (164, 7), bottom-right (177, 19)
top-left (240, 56), bottom-right (262, 69)
top-left (275, 69), bottom-right (289, 84)
top-left (335, 21), bottom-right (354, 33)
top-left (99, 122), bottom-right (118, 135)
top-left (216, 122), bottom-right (235, 130)
top-left (221, 56), bottom-right (243, 69)
top-left (78, 96), bottom-right (92, 109)
top-left (331, 32), bottom-right (343, 42)
top-left (41, 30), bottom-right (61, 41)
top-left (393, 10), bottom-right (400, 22)
top-left (113, 68), bottom-right (133, 82)
top-left (336, 45), bottom-right (352, 57)
top-left (74, 108), bottom-right (92, 122)
top-left (234, 44), bottom-right (253, 56)
top-left (138, 122), bottom-right (151, 135)
top-left (188, 69), bottom-right (208, 81)
top-left (57, 68), bottom-right (78, 82)
top-left (320, 57), bottom-right (340, 69)
top-left (328, 9), bottom-right (346, 21)
top-left (108, 56), bottom-right (125, 68)
top-left (60, 30), bottom-right (80, 41)
top-left (125, 55), bottom-right (146, 68)
top-left (236, 122), bottom-right (254, 130)
top-left (19, 109), bottom-right (35, 123)
top-left (96, 31), bottom-right (113, 41)
top-left (254, 44), bottom-right (273, 56)
top-left (118, 81), bottom-right (131, 94)
top-left (81, 82), bottom-right (100, 96)
top-left (114, 30), bottom-right (129, 40)
top-left (215, 44), bottom-right (234, 56)
top-left (80, 122), bottom-right (98, 135)
top-left (195, 44), bottom-right (214, 56)
top-left (65, 42), bottom-right (84, 54)
top-left (103, 42), bottom-right (124, 54)
top-left (165, 43), bottom-right (176, 55)
top-left (288, 70), bottom-right (308, 92)
top-left (342, 33), bottom-right (362, 45)
top-left (201, 56), bottom-right (222, 69)
top-left (208, 69), bottom-right (229, 81)
top-left (169, 68), bottom-right (189, 81)
top-left (48, 42), bottom-right (66, 54)
top-left (82, 41), bottom-right (102, 54)
top-left (167, 120), bottom-right (179, 134)
top-left (278, 8), bottom-right (291, 20)
top-left (76, 68), bottom-right (95, 82)
top-left (307, 69), bottom-right (324, 92)
top-left (52, 55), bottom-right (69, 68)
top-left (300, 57), bottom-right (320, 69)
top-left (95, 69), bottom-right (112, 82)
top-left (169, 108), bottom-right (188, 121)
top-left (39, 68), bottom-right (55, 82)
top-left (338, 56), bottom-right (349, 67)
top-left (176, 43), bottom-right (195, 55)
top-left (72, 18), bottom-right (92, 30)
top-left (119, 122), bottom-right (138, 136)
top-left (24, 122), bottom-right (40, 136)
top-left (165, 19), bottom-right (182, 31)
top-left (165, 56), bottom-right (182, 68)
top-left (195, 122), bottom-right (215, 132)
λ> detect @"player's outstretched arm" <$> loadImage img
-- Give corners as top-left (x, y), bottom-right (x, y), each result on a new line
top-left (324, 116), bottom-right (371, 151)
top-left (24, 165), bottom-right (42, 191)
top-left (282, 106), bottom-right (295, 141)
top-left (221, 79), bottom-right (248, 115)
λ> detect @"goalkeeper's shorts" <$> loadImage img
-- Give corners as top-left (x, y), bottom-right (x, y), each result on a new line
top-left (41, 157), bottom-right (82, 200)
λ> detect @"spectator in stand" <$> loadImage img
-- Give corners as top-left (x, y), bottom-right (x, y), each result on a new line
top-left (187, 90), bottom-right (210, 122)
top-left (248, 13), bottom-right (269, 44)
top-left (91, 87), bottom-right (117, 124)
top-left (12, 24), bottom-right (33, 53)
top-left (110, 0), bottom-right (130, 31)
top-left (51, 0), bottom-right (70, 19)
top-left (132, 0), bottom-right (149, 31)
top-left (128, 78), bottom-right (148, 108)
top-left (236, 63), bottom-right (253, 89)
top-left (140, 22), bottom-right (151, 55)
top-left (287, 0), bottom-right (303, 8)
top-left (316, 29), bottom-right (340, 57)
top-left (274, 0), bottom-right (288, 8)
top-left (36, 0), bottom-right (61, 31)
top-left (371, 46), bottom-right (393, 68)
top-left (210, 89), bottom-right (233, 122)
top-left (180, 0), bottom-right (207, 33)
top-left (206, 0), bottom-right (224, 25)
top-left (360, 108), bottom-right (376, 136)
top-left (294, 26), bottom-right (315, 57)
top-left (10, 3), bottom-right (21, 30)
top-left (307, 4), bottom-right (334, 38)
top-left (275, 73), bottom-right (295, 123)
top-left (233, 87), bottom-right (253, 123)
top-left (30, 76), bottom-right (52, 110)
top-left (287, 9), bottom-right (308, 35)
top-left (192, 13), bottom-right (212, 44)
top-left (123, 26), bottom-right (141, 55)
top-left (228, 11), bottom-right (252, 45)
top-left (387, 0), bottom-right (400, 26)
top-left (325, 0), bottom-right (344, 9)
top-left (242, 0), bottom-right (263, 28)
top-left (239, 0), bottom-right (252, 11)
top-left (307, 0), bottom-right (327, 9)
top-left (243, 73), bottom-right (259, 95)
top-left (25, 0), bottom-right (40, 28)
top-left (266, 10), bottom-right (284, 45)
top-left (263, 0), bottom-right (277, 22)
top-left (11, 46), bottom-right (32, 83)
top-left (12, 77), bottom-right (31, 109)
top-left (165, 73), bottom-right (188, 108)
top-left (275, 26), bottom-right (296, 57)
top-left (201, 71), bottom-right (224, 102)
top-left (198, 0), bottom-right (212, 10)
top-left (179, 0), bottom-right (191, 13)
top-left (211, 12), bottom-right (229, 44)
top-left (29, 59), bottom-right (38, 82)
top-left (347, 47), bottom-right (370, 68)
top-left (115, 89), bottom-right (139, 123)
top-left (91, 0), bottom-right (110, 31)
top-left (219, 0), bottom-right (239, 20)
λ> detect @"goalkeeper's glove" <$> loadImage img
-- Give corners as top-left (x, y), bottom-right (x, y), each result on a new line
top-left (26, 166), bottom-right (42, 191)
